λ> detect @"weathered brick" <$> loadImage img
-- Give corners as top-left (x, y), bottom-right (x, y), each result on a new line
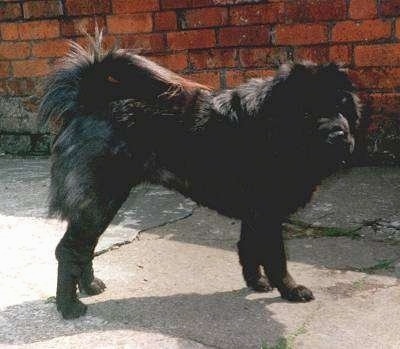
top-left (332, 19), bottom-right (391, 43)
top-left (239, 47), bottom-right (287, 67)
top-left (65, 0), bottom-right (111, 16)
top-left (184, 71), bottom-right (220, 89)
top-left (167, 29), bottom-right (216, 50)
top-left (32, 39), bottom-right (70, 58)
top-left (12, 59), bottom-right (51, 78)
top-left (369, 93), bottom-right (400, 114)
top-left (229, 3), bottom-right (284, 25)
top-left (355, 44), bottom-right (400, 67)
top-left (380, 0), bottom-right (400, 17)
top-left (161, 0), bottom-right (191, 10)
top-left (147, 52), bottom-right (188, 71)
top-left (154, 11), bottom-right (177, 31)
top-left (349, 68), bottom-right (400, 89)
top-left (107, 14), bottom-right (153, 34)
top-left (294, 46), bottom-right (329, 63)
top-left (112, 0), bottom-right (159, 14)
top-left (285, 0), bottom-right (346, 22)
top-left (0, 62), bottom-right (10, 78)
top-left (275, 23), bottom-right (328, 45)
top-left (0, 2), bottom-right (21, 21)
top-left (218, 26), bottom-right (269, 47)
top-left (349, 0), bottom-right (377, 19)
top-left (23, 1), bottom-right (63, 19)
top-left (0, 22), bottom-right (18, 40)
top-left (2, 78), bottom-right (37, 96)
top-left (329, 45), bottom-right (351, 64)
top-left (225, 69), bottom-right (275, 88)
top-left (189, 48), bottom-right (237, 69)
top-left (120, 33), bottom-right (165, 53)
top-left (183, 7), bottom-right (228, 29)
top-left (0, 42), bottom-right (30, 60)
top-left (61, 16), bottom-right (106, 37)
top-left (19, 20), bottom-right (60, 40)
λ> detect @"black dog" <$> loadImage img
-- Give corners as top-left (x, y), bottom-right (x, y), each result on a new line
top-left (40, 32), bottom-right (361, 319)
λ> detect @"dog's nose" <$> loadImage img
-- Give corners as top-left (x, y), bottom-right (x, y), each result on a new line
top-left (327, 129), bottom-right (345, 144)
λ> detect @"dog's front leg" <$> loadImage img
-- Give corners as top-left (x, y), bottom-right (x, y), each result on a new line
top-left (241, 217), bottom-right (314, 302)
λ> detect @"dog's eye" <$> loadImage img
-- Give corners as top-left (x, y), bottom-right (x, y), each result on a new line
top-left (107, 75), bottom-right (120, 84)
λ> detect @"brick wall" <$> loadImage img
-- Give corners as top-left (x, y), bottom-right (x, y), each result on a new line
top-left (0, 0), bottom-right (399, 163)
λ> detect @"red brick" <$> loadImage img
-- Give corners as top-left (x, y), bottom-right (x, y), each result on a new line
top-left (355, 44), bottom-right (400, 67)
top-left (239, 47), bottom-right (287, 67)
top-left (107, 14), bottom-right (153, 34)
top-left (294, 46), bottom-right (329, 64)
top-left (75, 34), bottom-right (116, 51)
top-left (184, 7), bottom-right (228, 29)
top-left (369, 93), bottom-right (400, 114)
top-left (0, 2), bottom-right (21, 21)
top-left (12, 59), bottom-right (51, 78)
top-left (0, 22), bottom-right (19, 40)
top-left (225, 69), bottom-right (275, 88)
top-left (120, 33), bottom-right (165, 53)
top-left (189, 48), bottom-right (237, 69)
top-left (65, 0), bottom-right (111, 16)
top-left (349, 68), bottom-right (400, 89)
top-left (0, 42), bottom-right (30, 60)
top-left (112, 0), bottom-right (159, 14)
top-left (329, 45), bottom-right (351, 64)
top-left (154, 11), bottom-right (177, 31)
top-left (396, 18), bottom-right (400, 38)
top-left (349, 0), bottom-right (377, 19)
top-left (147, 52), bottom-right (188, 71)
top-left (23, 1), bottom-right (63, 19)
top-left (32, 39), bottom-right (70, 58)
top-left (0, 62), bottom-right (10, 78)
top-left (161, 0), bottom-right (191, 10)
top-left (167, 29), bottom-right (216, 50)
top-left (332, 20), bottom-right (391, 43)
top-left (229, 3), bottom-right (284, 25)
top-left (275, 23), bottom-right (328, 45)
top-left (61, 16), bottom-right (106, 37)
top-left (285, 0), bottom-right (346, 22)
top-left (218, 26), bottom-right (269, 47)
top-left (19, 20), bottom-right (60, 40)
top-left (184, 71), bottom-right (220, 89)
top-left (381, 0), bottom-right (400, 17)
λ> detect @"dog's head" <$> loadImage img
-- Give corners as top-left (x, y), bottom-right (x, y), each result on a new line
top-left (275, 62), bottom-right (361, 163)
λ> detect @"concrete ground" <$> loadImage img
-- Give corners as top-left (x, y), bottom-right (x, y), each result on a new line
top-left (0, 158), bottom-right (399, 349)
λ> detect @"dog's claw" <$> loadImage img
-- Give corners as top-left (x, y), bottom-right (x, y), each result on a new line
top-left (280, 285), bottom-right (314, 302)
top-left (248, 276), bottom-right (274, 292)
top-left (78, 277), bottom-right (106, 295)
top-left (57, 299), bottom-right (87, 319)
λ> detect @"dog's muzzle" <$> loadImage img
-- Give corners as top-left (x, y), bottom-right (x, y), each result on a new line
top-left (319, 114), bottom-right (355, 154)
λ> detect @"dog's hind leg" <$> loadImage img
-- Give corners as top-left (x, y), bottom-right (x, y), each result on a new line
top-left (50, 117), bottom-right (142, 319)
top-left (55, 195), bottom-right (129, 319)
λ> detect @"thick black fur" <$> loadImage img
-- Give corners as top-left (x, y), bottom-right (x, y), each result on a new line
top-left (40, 33), bottom-right (361, 319)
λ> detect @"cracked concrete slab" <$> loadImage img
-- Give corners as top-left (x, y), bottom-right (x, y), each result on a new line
top-left (0, 157), bottom-right (196, 252)
top-left (1, 159), bottom-right (400, 348)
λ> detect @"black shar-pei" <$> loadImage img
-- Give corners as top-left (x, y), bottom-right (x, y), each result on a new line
top-left (40, 32), bottom-right (361, 319)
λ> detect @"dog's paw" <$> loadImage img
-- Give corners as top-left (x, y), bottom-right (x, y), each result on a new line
top-left (79, 277), bottom-right (106, 296)
top-left (280, 285), bottom-right (314, 302)
top-left (248, 276), bottom-right (274, 292)
top-left (57, 298), bottom-right (87, 319)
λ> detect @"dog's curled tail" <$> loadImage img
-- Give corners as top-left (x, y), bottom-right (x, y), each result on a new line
top-left (39, 29), bottom-right (211, 125)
